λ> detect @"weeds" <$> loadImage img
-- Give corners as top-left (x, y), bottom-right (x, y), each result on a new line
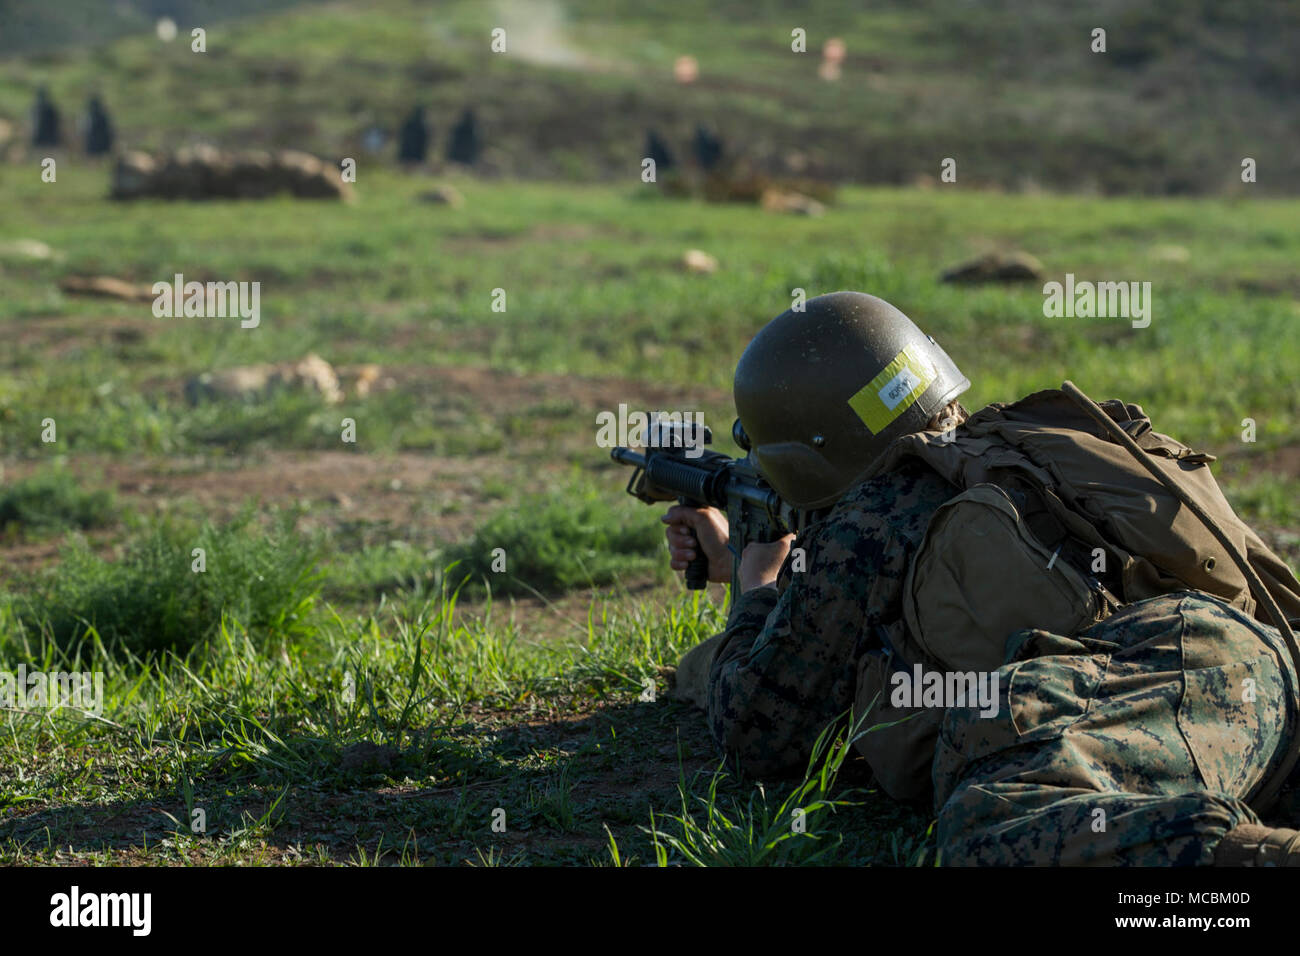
top-left (648, 717), bottom-right (870, 867)
top-left (443, 490), bottom-right (664, 596)
top-left (0, 468), bottom-right (117, 537)
top-left (13, 509), bottom-right (324, 657)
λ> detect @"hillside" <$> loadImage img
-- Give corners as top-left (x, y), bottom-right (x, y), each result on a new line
top-left (1, 0), bottom-right (1298, 194)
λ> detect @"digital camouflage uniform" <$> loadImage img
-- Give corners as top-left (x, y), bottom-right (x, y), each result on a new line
top-left (708, 458), bottom-right (955, 778)
top-left (936, 591), bottom-right (1298, 865)
top-left (703, 459), bottom-right (1300, 865)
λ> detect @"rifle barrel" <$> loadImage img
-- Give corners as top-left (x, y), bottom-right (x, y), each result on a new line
top-left (610, 446), bottom-right (646, 467)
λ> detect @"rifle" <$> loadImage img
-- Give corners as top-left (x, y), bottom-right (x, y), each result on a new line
top-left (611, 417), bottom-right (821, 603)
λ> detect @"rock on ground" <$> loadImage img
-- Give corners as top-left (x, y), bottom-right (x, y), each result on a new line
top-left (184, 353), bottom-right (344, 405)
top-left (59, 275), bottom-right (156, 301)
top-left (0, 239), bottom-right (58, 261)
top-left (760, 187), bottom-right (826, 216)
top-left (418, 185), bottom-right (465, 207)
top-left (682, 249), bottom-right (718, 274)
top-left (940, 251), bottom-right (1044, 284)
top-left (111, 147), bottom-right (354, 201)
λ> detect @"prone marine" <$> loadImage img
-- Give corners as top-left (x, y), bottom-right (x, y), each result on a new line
top-left (652, 291), bottom-right (1300, 866)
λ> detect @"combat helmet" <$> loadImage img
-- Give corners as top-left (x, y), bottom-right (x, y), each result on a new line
top-left (733, 291), bottom-right (970, 509)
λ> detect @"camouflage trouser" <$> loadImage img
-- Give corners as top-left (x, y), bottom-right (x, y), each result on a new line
top-left (933, 591), bottom-right (1299, 865)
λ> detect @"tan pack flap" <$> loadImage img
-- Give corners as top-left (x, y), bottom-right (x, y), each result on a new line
top-left (903, 483), bottom-right (1103, 673)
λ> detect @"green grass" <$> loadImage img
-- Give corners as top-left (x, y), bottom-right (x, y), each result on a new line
top-left (12, 509), bottom-right (323, 657)
top-left (3, 174), bottom-right (1299, 864)
top-left (0, 466), bottom-right (117, 536)
top-left (4, 167), bottom-right (1300, 459)
top-left (0, 575), bottom-right (938, 866)
top-left (3, 171), bottom-right (1299, 863)
top-left (649, 719), bottom-right (866, 866)
top-left (443, 489), bottom-right (665, 597)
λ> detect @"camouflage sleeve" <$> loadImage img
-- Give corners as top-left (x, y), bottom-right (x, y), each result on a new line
top-left (706, 514), bottom-right (892, 779)
top-left (720, 585), bottom-right (781, 637)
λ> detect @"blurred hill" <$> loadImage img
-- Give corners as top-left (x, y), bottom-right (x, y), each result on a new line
top-left (0, 0), bottom-right (1297, 194)
top-left (0, 0), bottom-right (322, 55)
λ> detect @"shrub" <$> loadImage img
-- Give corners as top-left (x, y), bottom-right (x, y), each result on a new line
top-left (443, 491), bottom-right (662, 596)
top-left (18, 510), bottom-right (323, 657)
top-left (0, 469), bottom-right (117, 536)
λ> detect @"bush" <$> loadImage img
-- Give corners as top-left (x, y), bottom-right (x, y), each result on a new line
top-left (0, 469), bottom-right (117, 536)
top-left (443, 491), bottom-right (663, 596)
top-left (18, 510), bottom-right (323, 657)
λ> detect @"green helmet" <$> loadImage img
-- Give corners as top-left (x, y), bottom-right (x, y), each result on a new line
top-left (733, 291), bottom-right (970, 509)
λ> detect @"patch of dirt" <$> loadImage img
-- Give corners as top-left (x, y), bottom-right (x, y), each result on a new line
top-left (440, 222), bottom-right (632, 254)
top-left (7, 357), bottom-right (721, 508)
top-left (1222, 442), bottom-right (1300, 480)
top-left (383, 363), bottom-right (726, 418)
top-left (0, 528), bottom-right (123, 581)
top-left (0, 449), bottom-right (519, 586)
top-left (527, 223), bottom-right (601, 242)
top-left (1206, 442), bottom-right (1300, 486)
top-left (1, 314), bottom-right (156, 358)
top-left (1, 695), bottom-right (725, 865)
top-left (135, 359), bottom-right (726, 438)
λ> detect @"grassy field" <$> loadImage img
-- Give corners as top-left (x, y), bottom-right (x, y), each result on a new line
top-left (2, 156), bottom-right (1299, 864)
top-left (2, 0), bottom-right (1300, 866)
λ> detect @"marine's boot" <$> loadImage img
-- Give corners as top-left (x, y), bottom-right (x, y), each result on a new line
top-left (1213, 824), bottom-right (1300, 866)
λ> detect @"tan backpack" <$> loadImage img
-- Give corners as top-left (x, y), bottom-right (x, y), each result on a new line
top-left (865, 386), bottom-right (1300, 677)
top-left (850, 386), bottom-right (1300, 803)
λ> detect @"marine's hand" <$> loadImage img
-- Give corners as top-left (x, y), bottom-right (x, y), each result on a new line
top-left (661, 505), bottom-right (731, 584)
top-left (738, 535), bottom-right (795, 592)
